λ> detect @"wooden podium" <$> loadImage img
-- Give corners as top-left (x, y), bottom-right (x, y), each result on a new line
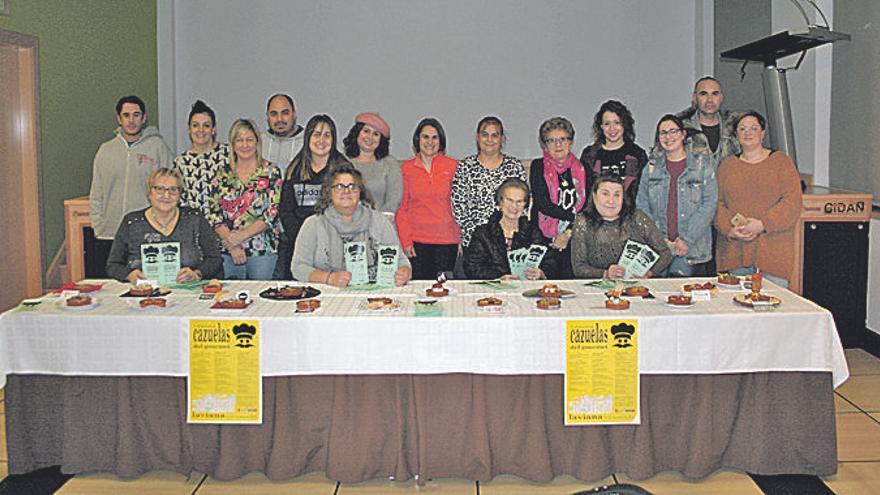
top-left (64, 196), bottom-right (91, 282)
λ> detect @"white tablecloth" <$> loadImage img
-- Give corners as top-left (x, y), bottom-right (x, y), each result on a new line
top-left (0, 279), bottom-right (849, 388)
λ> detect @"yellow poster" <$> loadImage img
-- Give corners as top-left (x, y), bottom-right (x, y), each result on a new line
top-left (188, 319), bottom-right (261, 424)
top-left (565, 319), bottom-right (639, 425)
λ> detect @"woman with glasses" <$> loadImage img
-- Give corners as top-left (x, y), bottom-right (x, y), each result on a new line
top-left (635, 114), bottom-right (717, 277)
top-left (342, 112), bottom-right (403, 216)
top-left (715, 111), bottom-right (801, 287)
top-left (172, 100), bottom-right (228, 219)
top-left (106, 168), bottom-right (221, 283)
top-left (274, 115), bottom-right (351, 280)
top-left (579, 100), bottom-right (648, 202)
top-left (291, 165), bottom-right (411, 286)
top-left (528, 117), bottom-right (587, 279)
top-left (208, 118), bottom-right (283, 280)
top-left (464, 178), bottom-right (558, 280)
top-left (395, 118), bottom-right (460, 280)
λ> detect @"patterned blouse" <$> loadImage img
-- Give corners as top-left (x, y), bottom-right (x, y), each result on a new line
top-left (173, 143), bottom-right (229, 218)
top-left (207, 161), bottom-right (283, 257)
top-left (451, 153), bottom-right (526, 247)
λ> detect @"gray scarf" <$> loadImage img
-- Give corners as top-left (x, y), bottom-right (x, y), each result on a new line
top-left (321, 203), bottom-right (379, 279)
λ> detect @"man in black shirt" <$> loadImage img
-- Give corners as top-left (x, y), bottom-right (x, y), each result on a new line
top-left (676, 76), bottom-right (741, 169)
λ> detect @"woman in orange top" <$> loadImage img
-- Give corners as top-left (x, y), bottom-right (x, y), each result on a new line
top-left (396, 118), bottom-right (460, 280)
top-left (715, 111), bottom-right (802, 286)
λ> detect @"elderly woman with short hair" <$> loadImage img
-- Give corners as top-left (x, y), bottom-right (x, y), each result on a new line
top-left (107, 168), bottom-right (222, 283)
top-left (291, 165), bottom-right (411, 286)
top-left (529, 116), bottom-right (588, 279)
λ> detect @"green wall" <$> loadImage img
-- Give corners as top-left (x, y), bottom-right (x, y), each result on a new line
top-left (0, 0), bottom-right (158, 270)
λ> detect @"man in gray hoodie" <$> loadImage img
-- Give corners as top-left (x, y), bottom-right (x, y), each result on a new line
top-left (88, 95), bottom-right (172, 275)
top-left (261, 93), bottom-right (304, 175)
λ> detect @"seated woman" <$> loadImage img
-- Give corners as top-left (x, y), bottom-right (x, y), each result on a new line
top-left (715, 111), bottom-right (802, 287)
top-left (636, 114), bottom-right (717, 277)
top-left (571, 174), bottom-right (672, 279)
top-left (396, 118), bottom-right (460, 280)
top-left (464, 178), bottom-right (558, 280)
top-left (579, 100), bottom-right (648, 201)
top-left (343, 112), bottom-right (403, 216)
top-left (291, 165), bottom-right (412, 287)
top-left (208, 118), bottom-right (283, 280)
top-left (107, 168), bottom-right (222, 283)
top-left (529, 116), bottom-right (588, 279)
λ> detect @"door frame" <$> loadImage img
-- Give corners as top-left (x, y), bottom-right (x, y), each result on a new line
top-left (1, 28), bottom-right (44, 296)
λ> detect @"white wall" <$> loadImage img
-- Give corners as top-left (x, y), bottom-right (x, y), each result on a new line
top-left (868, 217), bottom-right (880, 335)
top-left (159, 0), bottom-right (702, 160)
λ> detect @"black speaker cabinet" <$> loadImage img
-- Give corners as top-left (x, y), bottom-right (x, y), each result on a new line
top-left (802, 221), bottom-right (869, 347)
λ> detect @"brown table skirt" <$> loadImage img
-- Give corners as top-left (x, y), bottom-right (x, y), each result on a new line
top-left (4, 372), bottom-right (836, 483)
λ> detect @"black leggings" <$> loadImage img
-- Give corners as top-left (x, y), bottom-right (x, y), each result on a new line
top-left (409, 242), bottom-right (458, 280)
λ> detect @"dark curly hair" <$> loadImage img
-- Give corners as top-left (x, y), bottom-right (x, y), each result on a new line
top-left (591, 100), bottom-right (636, 145)
top-left (343, 122), bottom-right (390, 160)
top-left (314, 165), bottom-right (376, 213)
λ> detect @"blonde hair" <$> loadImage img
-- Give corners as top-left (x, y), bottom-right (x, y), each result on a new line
top-left (228, 118), bottom-right (263, 172)
top-left (145, 168), bottom-right (183, 196)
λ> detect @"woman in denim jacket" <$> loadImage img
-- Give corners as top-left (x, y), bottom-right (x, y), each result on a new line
top-left (636, 114), bottom-right (717, 277)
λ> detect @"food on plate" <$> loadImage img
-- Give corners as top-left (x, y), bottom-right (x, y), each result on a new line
top-left (214, 298), bottom-right (248, 309)
top-left (667, 294), bottom-right (693, 306)
top-left (66, 295), bottom-right (93, 307)
top-left (605, 298), bottom-right (630, 310)
top-left (129, 284), bottom-right (154, 296)
top-left (70, 283), bottom-right (101, 292)
top-left (537, 284), bottom-right (562, 298)
top-left (426, 282), bottom-right (449, 297)
top-left (364, 298), bottom-right (398, 311)
top-left (296, 299), bottom-right (321, 313)
top-left (623, 285), bottom-right (650, 297)
top-left (717, 273), bottom-right (740, 286)
top-left (367, 297), bottom-right (393, 305)
top-left (139, 297), bottom-right (167, 308)
top-left (202, 279), bottom-right (223, 294)
top-left (683, 282), bottom-right (716, 292)
top-left (536, 297), bottom-right (561, 310)
top-left (477, 297), bottom-right (503, 307)
top-left (745, 292), bottom-right (774, 302)
top-left (280, 286), bottom-right (305, 298)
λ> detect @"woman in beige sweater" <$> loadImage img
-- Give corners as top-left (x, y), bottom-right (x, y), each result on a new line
top-left (715, 111), bottom-right (802, 286)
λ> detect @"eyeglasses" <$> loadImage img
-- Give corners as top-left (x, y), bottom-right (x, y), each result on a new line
top-left (332, 183), bottom-right (359, 193)
top-left (658, 128), bottom-right (683, 138)
top-left (151, 185), bottom-right (181, 195)
top-left (545, 137), bottom-right (571, 146)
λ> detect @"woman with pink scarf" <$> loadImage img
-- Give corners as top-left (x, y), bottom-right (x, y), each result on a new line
top-left (528, 117), bottom-right (588, 279)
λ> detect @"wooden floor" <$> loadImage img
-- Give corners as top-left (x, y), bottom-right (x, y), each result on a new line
top-left (2, 348), bottom-right (879, 494)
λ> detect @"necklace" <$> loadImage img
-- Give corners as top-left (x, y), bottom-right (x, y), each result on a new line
top-left (148, 207), bottom-right (178, 236)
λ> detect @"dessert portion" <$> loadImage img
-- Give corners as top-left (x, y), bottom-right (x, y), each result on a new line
top-left (139, 297), bottom-right (167, 308)
top-left (426, 282), bottom-right (449, 297)
top-left (296, 299), bottom-right (321, 313)
top-left (202, 279), bottom-right (223, 294)
top-left (717, 273), bottom-right (740, 286)
top-left (623, 286), bottom-right (650, 297)
top-left (744, 292), bottom-right (774, 302)
top-left (280, 286), bottom-right (305, 298)
top-left (667, 295), bottom-right (693, 306)
top-left (604, 289), bottom-right (630, 310)
top-left (213, 298), bottom-right (249, 309)
top-left (537, 284), bottom-right (562, 298)
top-left (129, 284), bottom-right (154, 297)
top-left (682, 282), bottom-right (717, 296)
top-left (477, 297), bottom-right (503, 307)
top-left (66, 295), bottom-right (93, 307)
top-left (536, 297), bottom-right (561, 310)
top-left (364, 298), bottom-right (398, 311)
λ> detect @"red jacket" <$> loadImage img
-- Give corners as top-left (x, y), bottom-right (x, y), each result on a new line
top-left (396, 153), bottom-right (460, 248)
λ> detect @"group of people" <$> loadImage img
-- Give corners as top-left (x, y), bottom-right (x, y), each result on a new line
top-left (92, 76), bottom-right (803, 288)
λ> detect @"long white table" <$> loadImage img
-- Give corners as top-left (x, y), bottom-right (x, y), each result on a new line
top-left (0, 278), bottom-right (849, 482)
